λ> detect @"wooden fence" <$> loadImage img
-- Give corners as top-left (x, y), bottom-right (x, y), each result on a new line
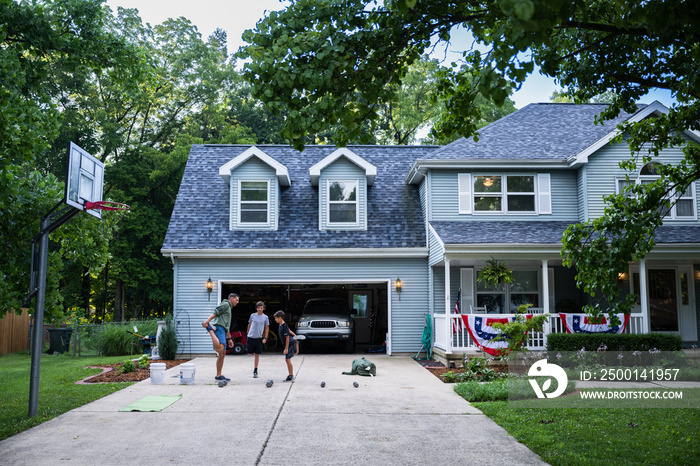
top-left (0, 309), bottom-right (31, 356)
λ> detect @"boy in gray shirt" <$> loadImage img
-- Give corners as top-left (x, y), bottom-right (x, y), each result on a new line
top-left (246, 301), bottom-right (270, 378)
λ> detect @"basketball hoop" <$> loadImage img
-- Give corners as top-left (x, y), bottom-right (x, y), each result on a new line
top-left (84, 201), bottom-right (131, 212)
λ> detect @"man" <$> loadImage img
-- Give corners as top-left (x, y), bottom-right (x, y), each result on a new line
top-left (202, 293), bottom-right (239, 381)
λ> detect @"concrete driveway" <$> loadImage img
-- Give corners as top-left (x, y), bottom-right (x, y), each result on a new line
top-left (0, 354), bottom-right (546, 465)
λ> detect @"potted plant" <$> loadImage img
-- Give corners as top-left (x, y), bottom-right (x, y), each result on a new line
top-left (477, 258), bottom-right (514, 288)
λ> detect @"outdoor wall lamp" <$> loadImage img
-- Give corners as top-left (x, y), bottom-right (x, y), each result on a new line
top-left (206, 277), bottom-right (214, 301)
top-left (395, 277), bottom-right (402, 300)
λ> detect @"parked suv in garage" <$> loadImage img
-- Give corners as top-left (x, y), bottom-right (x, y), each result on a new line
top-left (296, 298), bottom-right (354, 353)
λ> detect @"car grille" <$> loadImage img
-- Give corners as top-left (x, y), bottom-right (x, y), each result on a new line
top-left (310, 321), bottom-right (336, 328)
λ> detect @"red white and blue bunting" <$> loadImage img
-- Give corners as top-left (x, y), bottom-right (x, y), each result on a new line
top-left (463, 315), bottom-right (529, 356)
top-left (558, 313), bottom-right (630, 334)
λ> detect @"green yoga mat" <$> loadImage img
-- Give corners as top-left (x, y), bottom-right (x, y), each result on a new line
top-left (119, 394), bottom-right (182, 412)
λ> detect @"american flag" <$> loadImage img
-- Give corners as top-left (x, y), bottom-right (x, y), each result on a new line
top-left (452, 288), bottom-right (462, 333)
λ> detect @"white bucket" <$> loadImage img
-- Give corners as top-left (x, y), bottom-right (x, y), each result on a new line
top-left (179, 363), bottom-right (195, 385)
top-left (150, 363), bottom-right (166, 384)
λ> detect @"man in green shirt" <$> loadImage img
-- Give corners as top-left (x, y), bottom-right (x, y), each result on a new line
top-left (202, 293), bottom-right (239, 381)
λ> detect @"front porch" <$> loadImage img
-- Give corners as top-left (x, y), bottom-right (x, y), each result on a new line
top-left (431, 312), bottom-right (646, 367)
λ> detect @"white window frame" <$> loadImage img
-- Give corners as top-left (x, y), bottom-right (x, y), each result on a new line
top-left (237, 179), bottom-right (271, 227)
top-left (475, 267), bottom-right (542, 313)
top-left (616, 172), bottom-right (697, 221)
top-left (327, 179), bottom-right (359, 227)
top-left (471, 174), bottom-right (538, 214)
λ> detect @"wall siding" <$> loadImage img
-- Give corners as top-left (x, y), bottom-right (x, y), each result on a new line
top-left (584, 138), bottom-right (699, 222)
top-left (173, 256), bottom-right (428, 354)
top-left (230, 157), bottom-right (278, 230)
top-left (429, 170), bottom-right (578, 222)
top-left (319, 158), bottom-right (367, 230)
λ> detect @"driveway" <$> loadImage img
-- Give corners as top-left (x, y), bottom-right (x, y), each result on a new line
top-left (0, 354), bottom-right (546, 465)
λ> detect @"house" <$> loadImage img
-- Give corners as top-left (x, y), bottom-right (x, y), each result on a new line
top-left (162, 101), bottom-right (700, 357)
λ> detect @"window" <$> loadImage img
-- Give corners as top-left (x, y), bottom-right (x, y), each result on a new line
top-left (239, 180), bottom-right (269, 225)
top-left (616, 162), bottom-right (695, 220)
top-left (328, 180), bottom-right (358, 224)
top-left (476, 269), bottom-right (540, 313)
top-left (473, 175), bottom-right (536, 213)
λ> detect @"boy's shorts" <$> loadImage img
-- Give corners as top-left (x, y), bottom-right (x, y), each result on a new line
top-left (246, 337), bottom-right (264, 354)
top-left (285, 341), bottom-right (296, 360)
top-left (213, 326), bottom-right (226, 350)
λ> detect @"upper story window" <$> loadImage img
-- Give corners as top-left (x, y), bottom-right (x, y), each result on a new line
top-left (327, 180), bottom-right (358, 225)
top-left (239, 180), bottom-right (270, 225)
top-left (617, 162), bottom-right (696, 220)
top-left (462, 173), bottom-right (545, 214)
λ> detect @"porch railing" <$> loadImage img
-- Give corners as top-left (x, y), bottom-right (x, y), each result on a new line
top-left (434, 312), bottom-right (645, 353)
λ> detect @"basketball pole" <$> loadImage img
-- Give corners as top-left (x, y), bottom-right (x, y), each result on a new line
top-left (28, 205), bottom-right (79, 418)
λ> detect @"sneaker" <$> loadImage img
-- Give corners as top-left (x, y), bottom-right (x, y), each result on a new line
top-left (284, 375), bottom-right (294, 382)
top-left (203, 322), bottom-right (215, 332)
top-left (215, 375), bottom-right (230, 382)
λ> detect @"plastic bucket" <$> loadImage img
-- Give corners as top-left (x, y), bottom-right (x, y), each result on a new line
top-left (179, 363), bottom-right (195, 385)
top-left (150, 363), bottom-right (166, 384)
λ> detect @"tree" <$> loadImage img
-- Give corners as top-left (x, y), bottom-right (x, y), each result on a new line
top-left (239, 0), bottom-right (700, 319)
top-left (0, 0), bottom-right (142, 321)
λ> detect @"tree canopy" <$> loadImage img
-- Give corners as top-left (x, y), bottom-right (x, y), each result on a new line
top-left (240, 0), bottom-right (700, 317)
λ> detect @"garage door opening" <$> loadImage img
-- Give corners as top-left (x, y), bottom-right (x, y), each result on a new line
top-left (219, 282), bottom-right (388, 354)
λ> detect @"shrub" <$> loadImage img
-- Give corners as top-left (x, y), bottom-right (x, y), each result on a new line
top-left (121, 359), bottom-right (135, 373)
top-left (158, 319), bottom-right (178, 360)
top-left (137, 355), bottom-right (150, 368)
top-left (547, 332), bottom-right (683, 352)
top-left (98, 321), bottom-right (158, 356)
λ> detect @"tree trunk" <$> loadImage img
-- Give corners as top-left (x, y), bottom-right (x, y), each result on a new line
top-left (115, 278), bottom-right (125, 322)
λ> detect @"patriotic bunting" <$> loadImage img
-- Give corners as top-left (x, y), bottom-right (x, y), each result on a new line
top-left (559, 313), bottom-right (630, 334)
top-left (463, 314), bottom-right (531, 356)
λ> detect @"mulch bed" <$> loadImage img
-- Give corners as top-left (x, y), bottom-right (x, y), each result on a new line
top-left (80, 359), bottom-right (191, 383)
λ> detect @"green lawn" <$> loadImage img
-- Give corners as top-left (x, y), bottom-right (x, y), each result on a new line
top-left (0, 352), bottom-right (134, 441)
top-left (470, 395), bottom-right (700, 465)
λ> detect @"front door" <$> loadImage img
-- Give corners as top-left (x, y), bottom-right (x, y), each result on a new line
top-left (648, 269), bottom-right (678, 332)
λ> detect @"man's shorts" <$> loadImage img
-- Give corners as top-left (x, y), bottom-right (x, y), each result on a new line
top-left (213, 326), bottom-right (226, 350)
top-left (285, 341), bottom-right (297, 360)
top-left (246, 337), bottom-right (264, 354)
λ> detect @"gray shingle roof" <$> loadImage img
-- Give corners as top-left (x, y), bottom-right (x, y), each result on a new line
top-left (431, 221), bottom-right (572, 244)
top-left (431, 221), bottom-right (700, 245)
top-left (430, 103), bottom-right (642, 161)
top-left (162, 145), bottom-right (437, 250)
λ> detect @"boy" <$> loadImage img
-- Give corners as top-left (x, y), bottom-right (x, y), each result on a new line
top-left (202, 293), bottom-right (239, 382)
top-left (274, 310), bottom-right (298, 382)
top-left (246, 301), bottom-right (270, 378)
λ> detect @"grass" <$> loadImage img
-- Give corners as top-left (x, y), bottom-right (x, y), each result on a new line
top-left (0, 352), bottom-right (135, 441)
top-left (456, 380), bottom-right (700, 465)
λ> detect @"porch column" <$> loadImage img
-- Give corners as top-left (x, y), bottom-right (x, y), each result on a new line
top-left (541, 259), bottom-right (551, 346)
top-left (445, 259), bottom-right (451, 354)
top-left (640, 259), bottom-right (650, 333)
top-left (541, 260), bottom-right (550, 313)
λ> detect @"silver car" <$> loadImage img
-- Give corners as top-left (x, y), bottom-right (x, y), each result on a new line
top-left (296, 298), bottom-right (354, 353)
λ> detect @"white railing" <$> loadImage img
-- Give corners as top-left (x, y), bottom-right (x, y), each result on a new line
top-left (435, 313), bottom-right (645, 353)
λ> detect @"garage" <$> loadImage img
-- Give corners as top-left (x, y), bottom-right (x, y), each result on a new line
top-left (219, 282), bottom-right (389, 353)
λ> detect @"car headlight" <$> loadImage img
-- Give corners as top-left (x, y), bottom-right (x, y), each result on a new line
top-left (336, 321), bottom-right (350, 327)
top-left (297, 321), bottom-right (310, 328)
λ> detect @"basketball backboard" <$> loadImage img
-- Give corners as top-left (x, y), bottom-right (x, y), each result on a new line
top-left (65, 142), bottom-right (104, 218)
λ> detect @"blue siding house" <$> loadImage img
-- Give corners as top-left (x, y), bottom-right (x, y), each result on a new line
top-left (163, 101), bottom-right (700, 356)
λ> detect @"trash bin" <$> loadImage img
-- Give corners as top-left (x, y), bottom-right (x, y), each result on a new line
top-left (47, 328), bottom-right (73, 354)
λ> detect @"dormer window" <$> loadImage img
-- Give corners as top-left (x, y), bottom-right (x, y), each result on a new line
top-left (219, 146), bottom-right (290, 231)
top-left (328, 180), bottom-right (358, 225)
top-left (239, 180), bottom-right (269, 225)
top-left (310, 148), bottom-right (375, 231)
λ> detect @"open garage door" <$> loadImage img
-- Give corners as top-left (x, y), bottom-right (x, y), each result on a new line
top-left (220, 282), bottom-right (388, 353)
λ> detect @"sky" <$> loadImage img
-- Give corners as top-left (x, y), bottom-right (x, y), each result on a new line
top-left (104, 0), bottom-right (674, 109)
